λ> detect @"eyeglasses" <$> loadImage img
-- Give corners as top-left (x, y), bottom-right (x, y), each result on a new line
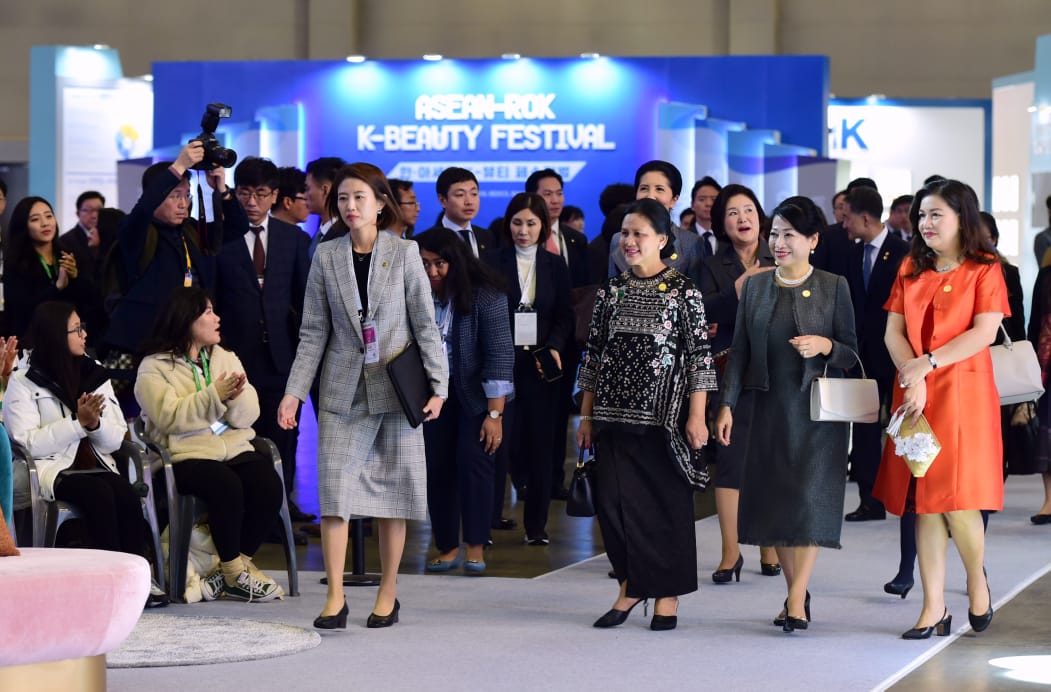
top-left (235, 189), bottom-right (275, 202)
top-left (78, 206), bottom-right (103, 214)
top-left (399, 200), bottom-right (420, 207)
top-left (294, 195), bottom-right (309, 202)
top-left (67, 323), bottom-right (88, 336)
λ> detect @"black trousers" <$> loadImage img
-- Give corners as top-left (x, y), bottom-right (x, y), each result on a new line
top-left (253, 381), bottom-right (300, 495)
top-left (424, 389), bottom-right (495, 551)
top-left (849, 372), bottom-right (894, 508)
top-left (549, 345), bottom-right (580, 491)
top-left (54, 470), bottom-right (148, 557)
top-left (594, 427), bottom-right (698, 599)
top-left (171, 451), bottom-right (284, 562)
top-left (507, 351), bottom-right (560, 538)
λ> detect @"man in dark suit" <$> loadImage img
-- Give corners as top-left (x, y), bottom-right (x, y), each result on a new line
top-left (525, 168), bottom-right (589, 500)
top-left (842, 186), bottom-right (909, 521)
top-left (416, 167), bottom-right (495, 258)
top-left (216, 157), bottom-right (313, 525)
top-left (62, 190), bottom-right (114, 284)
top-left (813, 179), bottom-right (879, 278)
top-left (305, 157), bottom-right (346, 259)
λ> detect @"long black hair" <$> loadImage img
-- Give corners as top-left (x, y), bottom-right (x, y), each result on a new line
top-left (138, 286), bottom-right (214, 360)
top-left (25, 301), bottom-right (80, 402)
top-left (7, 196), bottom-right (60, 275)
top-left (415, 229), bottom-right (506, 315)
top-left (907, 179), bottom-right (994, 278)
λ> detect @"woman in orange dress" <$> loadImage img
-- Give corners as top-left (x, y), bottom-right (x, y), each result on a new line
top-left (873, 179), bottom-right (1008, 640)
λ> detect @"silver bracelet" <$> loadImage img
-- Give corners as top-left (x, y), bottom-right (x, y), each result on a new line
top-left (579, 415), bottom-right (594, 422)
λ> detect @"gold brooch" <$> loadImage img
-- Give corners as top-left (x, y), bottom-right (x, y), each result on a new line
top-left (943, 285), bottom-right (952, 293)
top-left (671, 253), bottom-right (679, 261)
top-left (382, 261), bottom-right (389, 267)
top-left (658, 283), bottom-right (667, 292)
top-left (802, 290), bottom-right (812, 298)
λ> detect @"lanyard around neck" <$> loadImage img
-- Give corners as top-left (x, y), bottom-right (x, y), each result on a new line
top-left (37, 253), bottom-right (55, 280)
top-left (184, 349), bottom-right (212, 391)
top-left (516, 253), bottom-right (538, 306)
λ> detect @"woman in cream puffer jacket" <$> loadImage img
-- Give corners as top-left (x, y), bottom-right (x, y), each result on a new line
top-left (134, 287), bottom-right (284, 603)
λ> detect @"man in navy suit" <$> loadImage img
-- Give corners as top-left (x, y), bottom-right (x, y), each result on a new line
top-left (842, 186), bottom-right (909, 521)
top-left (216, 157), bottom-right (313, 524)
top-left (417, 167), bottom-right (495, 258)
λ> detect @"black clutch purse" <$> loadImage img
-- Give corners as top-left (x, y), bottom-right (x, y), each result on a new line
top-left (566, 447), bottom-right (596, 517)
top-left (386, 341), bottom-right (430, 428)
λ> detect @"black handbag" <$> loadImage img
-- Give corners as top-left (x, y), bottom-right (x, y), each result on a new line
top-left (386, 341), bottom-right (430, 428)
top-left (566, 447), bottom-right (596, 517)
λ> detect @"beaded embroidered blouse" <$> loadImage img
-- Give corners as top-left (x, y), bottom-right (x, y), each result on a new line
top-left (578, 267), bottom-right (717, 486)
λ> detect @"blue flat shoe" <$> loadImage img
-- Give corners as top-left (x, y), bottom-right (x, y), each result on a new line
top-left (463, 560), bottom-right (486, 576)
top-left (425, 554), bottom-right (463, 573)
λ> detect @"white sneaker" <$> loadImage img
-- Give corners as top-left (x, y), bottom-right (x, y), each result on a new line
top-left (200, 568), bottom-right (226, 601)
top-left (223, 570), bottom-right (282, 603)
top-left (241, 555), bottom-right (285, 598)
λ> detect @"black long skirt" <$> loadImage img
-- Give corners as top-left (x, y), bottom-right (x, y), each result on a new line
top-left (594, 426), bottom-right (698, 599)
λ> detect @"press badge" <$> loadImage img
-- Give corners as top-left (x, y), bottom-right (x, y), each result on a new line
top-left (362, 319), bottom-right (380, 364)
top-left (210, 419), bottom-right (230, 435)
top-left (184, 271), bottom-right (193, 287)
top-left (514, 310), bottom-right (538, 347)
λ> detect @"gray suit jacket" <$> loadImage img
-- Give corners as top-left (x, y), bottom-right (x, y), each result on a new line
top-left (285, 231), bottom-right (448, 414)
top-left (720, 268), bottom-right (858, 411)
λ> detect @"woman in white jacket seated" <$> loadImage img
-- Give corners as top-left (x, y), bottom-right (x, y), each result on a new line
top-left (135, 286), bottom-right (284, 603)
top-left (2, 301), bottom-right (168, 607)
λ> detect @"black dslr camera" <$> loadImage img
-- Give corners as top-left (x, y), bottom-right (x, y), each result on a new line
top-left (191, 103), bottom-right (238, 171)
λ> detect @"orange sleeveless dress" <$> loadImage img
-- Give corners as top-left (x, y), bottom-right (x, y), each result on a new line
top-left (873, 257), bottom-right (1009, 515)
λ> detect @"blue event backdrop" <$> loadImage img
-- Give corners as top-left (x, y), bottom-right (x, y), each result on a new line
top-left (153, 55), bottom-right (829, 237)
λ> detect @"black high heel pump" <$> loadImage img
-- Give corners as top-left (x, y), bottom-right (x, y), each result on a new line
top-left (884, 578), bottom-right (914, 599)
top-left (902, 609), bottom-right (951, 639)
top-left (593, 598), bottom-right (647, 628)
top-left (366, 599), bottom-right (400, 628)
top-left (969, 584), bottom-right (993, 633)
top-left (712, 554), bottom-right (744, 584)
top-left (773, 591), bottom-right (811, 627)
top-left (314, 599), bottom-right (349, 630)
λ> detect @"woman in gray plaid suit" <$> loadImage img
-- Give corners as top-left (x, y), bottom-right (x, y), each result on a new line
top-left (279, 163), bottom-right (448, 630)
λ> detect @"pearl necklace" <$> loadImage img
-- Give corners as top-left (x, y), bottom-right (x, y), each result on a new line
top-left (774, 265), bottom-right (814, 286)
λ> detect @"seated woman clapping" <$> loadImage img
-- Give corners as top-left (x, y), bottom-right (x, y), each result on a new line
top-left (134, 286), bottom-right (284, 603)
top-left (2, 301), bottom-right (168, 607)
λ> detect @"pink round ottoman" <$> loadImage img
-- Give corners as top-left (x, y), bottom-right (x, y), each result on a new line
top-left (0, 547), bottom-right (149, 691)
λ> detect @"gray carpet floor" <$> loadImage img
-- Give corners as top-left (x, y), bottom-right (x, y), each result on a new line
top-left (107, 477), bottom-right (1051, 692)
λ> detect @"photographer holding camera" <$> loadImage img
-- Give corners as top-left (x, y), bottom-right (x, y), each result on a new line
top-left (104, 138), bottom-right (247, 406)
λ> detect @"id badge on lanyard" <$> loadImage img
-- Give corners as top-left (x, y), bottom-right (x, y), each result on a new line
top-left (514, 306), bottom-right (538, 347)
top-left (362, 319), bottom-right (380, 364)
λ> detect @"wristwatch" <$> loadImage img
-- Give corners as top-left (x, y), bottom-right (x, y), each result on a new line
top-left (925, 352), bottom-right (939, 369)
top-left (488, 410), bottom-right (503, 420)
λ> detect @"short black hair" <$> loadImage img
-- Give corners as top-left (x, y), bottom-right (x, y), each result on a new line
top-left (979, 211), bottom-right (1000, 244)
top-left (770, 196), bottom-right (828, 238)
top-left (525, 168), bottom-right (563, 193)
top-left (634, 160), bottom-right (683, 198)
top-left (891, 194), bottom-right (914, 210)
top-left (679, 208), bottom-right (696, 222)
top-left (846, 177), bottom-right (878, 193)
top-left (598, 183), bottom-right (634, 217)
top-left (388, 178), bottom-right (414, 197)
top-left (75, 190), bottom-right (105, 211)
top-left (690, 176), bottom-right (722, 202)
top-left (436, 167), bottom-right (478, 198)
top-left (924, 174), bottom-right (947, 187)
top-left (0, 177), bottom-right (7, 197)
top-left (847, 187), bottom-right (883, 220)
top-left (1045, 194), bottom-right (1051, 210)
top-left (275, 166), bottom-right (307, 206)
top-left (560, 205), bottom-right (583, 223)
top-left (234, 156), bottom-right (279, 189)
top-left (305, 157), bottom-right (346, 185)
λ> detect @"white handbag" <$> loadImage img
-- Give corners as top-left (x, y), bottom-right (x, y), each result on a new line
top-left (810, 348), bottom-right (880, 423)
top-left (989, 325), bottom-right (1044, 405)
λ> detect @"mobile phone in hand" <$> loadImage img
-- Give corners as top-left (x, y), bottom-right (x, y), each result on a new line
top-left (534, 347), bottom-right (563, 382)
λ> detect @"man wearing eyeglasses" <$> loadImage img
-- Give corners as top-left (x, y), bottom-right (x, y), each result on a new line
top-left (216, 156), bottom-right (313, 528)
top-left (105, 140), bottom-right (246, 361)
top-left (63, 190), bottom-right (114, 284)
top-left (272, 167), bottom-right (311, 227)
top-left (388, 178), bottom-right (419, 239)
